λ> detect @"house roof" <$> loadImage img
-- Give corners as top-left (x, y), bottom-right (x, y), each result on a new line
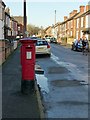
top-left (59, 9), bottom-right (90, 25)
top-left (44, 26), bottom-right (51, 32)
top-left (79, 10), bottom-right (90, 17)
top-left (54, 22), bottom-right (61, 27)
top-left (60, 12), bottom-right (79, 25)
top-left (5, 12), bottom-right (11, 18)
top-left (11, 17), bottom-right (18, 22)
top-left (74, 9), bottom-right (90, 19)
top-left (74, 12), bottom-right (85, 19)
top-left (2, 1), bottom-right (6, 8)
top-left (13, 16), bottom-right (26, 25)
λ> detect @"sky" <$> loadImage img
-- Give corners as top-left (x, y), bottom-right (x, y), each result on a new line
top-left (3, 0), bottom-right (89, 28)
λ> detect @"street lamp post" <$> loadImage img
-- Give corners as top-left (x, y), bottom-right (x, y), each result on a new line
top-left (54, 10), bottom-right (57, 38)
top-left (23, 0), bottom-right (27, 38)
top-left (55, 10), bottom-right (56, 25)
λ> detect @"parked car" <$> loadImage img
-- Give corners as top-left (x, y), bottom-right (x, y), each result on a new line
top-left (71, 39), bottom-right (83, 51)
top-left (35, 38), bottom-right (51, 56)
top-left (45, 37), bottom-right (51, 43)
top-left (29, 36), bottom-right (38, 40)
top-left (50, 37), bottom-right (57, 43)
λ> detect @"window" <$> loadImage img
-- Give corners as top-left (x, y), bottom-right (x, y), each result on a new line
top-left (71, 20), bottom-right (73, 28)
top-left (76, 31), bottom-right (79, 39)
top-left (67, 22), bottom-right (68, 29)
top-left (81, 17), bottom-right (84, 27)
top-left (6, 16), bottom-right (8, 25)
top-left (77, 18), bottom-right (79, 28)
top-left (69, 21), bottom-right (71, 28)
top-left (8, 30), bottom-right (11, 36)
top-left (80, 30), bottom-right (83, 38)
top-left (70, 31), bottom-right (72, 36)
top-left (65, 24), bottom-right (66, 30)
top-left (18, 26), bottom-right (20, 31)
top-left (86, 15), bottom-right (90, 28)
top-left (36, 40), bottom-right (48, 46)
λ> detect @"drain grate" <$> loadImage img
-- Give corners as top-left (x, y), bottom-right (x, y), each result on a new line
top-left (48, 66), bottom-right (69, 74)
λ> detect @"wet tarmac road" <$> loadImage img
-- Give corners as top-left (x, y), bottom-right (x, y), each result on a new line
top-left (36, 43), bottom-right (89, 118)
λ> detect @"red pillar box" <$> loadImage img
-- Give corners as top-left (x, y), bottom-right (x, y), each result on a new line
top-left (20, 38), bottom-right (37, 93)
top-left (20, 38), bottom-right (37, 80)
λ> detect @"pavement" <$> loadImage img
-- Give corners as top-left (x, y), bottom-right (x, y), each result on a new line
top-left (1, 46), bottom-right (44, 119)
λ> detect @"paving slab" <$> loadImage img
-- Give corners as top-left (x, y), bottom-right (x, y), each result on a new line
top-left (2, 46), bottom-right (44, 119)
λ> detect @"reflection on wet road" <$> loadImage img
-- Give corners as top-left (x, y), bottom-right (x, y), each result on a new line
top-left (36, 74), bottom-right (49, 94)
top-left (51, 53), bottom-right (88, 84)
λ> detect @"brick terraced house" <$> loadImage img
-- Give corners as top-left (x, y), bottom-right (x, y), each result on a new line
top-left (82, 5), bottom-right (90, 40)
top-left (0, 1), bottom-right (6, 39)
top-left (4, 8), bottom-right (12, 39)
top-left (43, 4), bottom-right (90, 45)
top-left (58, 5), bottom-right (90, 44)
top-left (10, 17), bottom-right (18, 39)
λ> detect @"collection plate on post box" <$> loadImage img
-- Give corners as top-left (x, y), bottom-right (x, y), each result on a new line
top-left (26, 52), bottom-right (32, 59)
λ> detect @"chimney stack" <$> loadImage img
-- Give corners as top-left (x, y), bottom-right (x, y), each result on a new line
top-left (72, 10), bottom-right (77, 15)
top-left (80, 6), bottom-right (85, 13)
top-left (86, 5), bottom-right (90, 11)
top-left (64, 16), bottom-right (68, 21)
top-left (69, 12), bottom-right (73, 17)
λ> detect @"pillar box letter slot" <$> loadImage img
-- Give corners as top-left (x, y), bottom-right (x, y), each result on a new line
top-left (20, 38), bottom-right (37, 81)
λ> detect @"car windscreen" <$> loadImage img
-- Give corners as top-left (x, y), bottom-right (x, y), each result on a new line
top-left (51, 38), bottom-right (56, 40)
top-left (36, 41), bottom-right (48, 46)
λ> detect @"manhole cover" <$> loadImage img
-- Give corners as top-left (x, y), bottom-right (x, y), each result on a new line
top-left (51, 80), bottom-right (86, 87)
top-left (48, 66), bottom-right (69, 74)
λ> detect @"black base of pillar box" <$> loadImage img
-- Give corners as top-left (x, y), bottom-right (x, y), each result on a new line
top-left (21, 80), bottom-right (35, 94)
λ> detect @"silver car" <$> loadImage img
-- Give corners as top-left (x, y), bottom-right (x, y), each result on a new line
top-left (35, 38), bottom-right (51, 56)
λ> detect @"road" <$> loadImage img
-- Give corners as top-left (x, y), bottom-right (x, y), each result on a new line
top-left (36, 43), bottom-right (89, 118)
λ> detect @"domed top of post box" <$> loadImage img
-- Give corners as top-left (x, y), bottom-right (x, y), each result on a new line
top-left (20, 37), bottom-right (37, 44)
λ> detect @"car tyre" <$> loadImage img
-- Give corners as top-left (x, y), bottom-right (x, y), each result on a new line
top-left (48, 54), bottom-right (51, 57)
top-left (71, 46), bottom-right (73, 50)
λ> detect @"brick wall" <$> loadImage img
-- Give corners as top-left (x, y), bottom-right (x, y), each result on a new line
top-left (0, 39), bottom-right (16, 65)
top-left (0, 40), bottom-right (5, 65)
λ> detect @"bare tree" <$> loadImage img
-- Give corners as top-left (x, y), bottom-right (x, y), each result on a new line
top-left (27, 24), bottom-right (40, 36)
